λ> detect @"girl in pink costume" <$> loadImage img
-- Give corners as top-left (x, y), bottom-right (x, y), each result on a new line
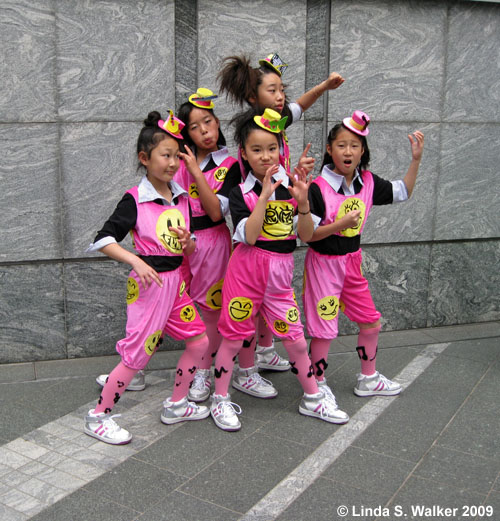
top-left (303, 110), bottom-right (424, 409)
top-left (174, 88), bottom-right (241, 403)
top-left (218, 53), bottom-right (345, 384)
top-left (210, 108), bottom-right (349, 431)
top-left (84, 111), bottom-right (210, 445)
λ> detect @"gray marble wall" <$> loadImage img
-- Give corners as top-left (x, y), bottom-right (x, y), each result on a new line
top-left (1, 0), bottom-right (499, 364)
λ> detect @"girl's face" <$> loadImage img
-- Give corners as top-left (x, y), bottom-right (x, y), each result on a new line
top-left (139, 135), bottom-right (180, 188)
top-left (187, 108), bottom-right (220, 152)
top-left (255, 72), bottom-right (285, 113)
top-left (241, 129), bottom-right (280, 179)
top-left (327, 128), bottom-right (364, 178)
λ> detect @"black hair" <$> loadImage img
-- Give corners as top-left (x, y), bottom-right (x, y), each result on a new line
top-left (232, 108), bottom-right (280, 173)
top-left (320, 123), bottom-right (371, 171)
top-left (177, 101), bottom-right (226, 151)
top-left (136, 111), bottom-right (184, 170)
top-left (218, 55), bottom-right (292, 125)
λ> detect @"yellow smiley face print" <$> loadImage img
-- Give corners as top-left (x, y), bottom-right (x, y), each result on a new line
top-left (206, 279), bottom-right (223, 310)
top-left (156, 208), bottom-right (186, 254)
top-left (273, 320), bottom-right (290, 334)
top-left (144, 330), bottom-right (162, 357)
top-left (317, 296), bottom-right (340, 321)
top-left (189, 183), bottom-right (199, 199)
top-left (228, 297), bottom-right (253, 322)
top-left (126, 277), bottom-right (139, 305)
top-left (261, 201), bottom-right (294, 240)
top-left (286, 307), bottom-right (299, 323)
top-left (213, 167), bottom-right (228, 182)
top-left (336, 198), bottom-right (366, 237)
top-left (180, 305), bottom-right (196, 322)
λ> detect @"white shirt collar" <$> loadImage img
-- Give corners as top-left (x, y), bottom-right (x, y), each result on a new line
top-left (198, 146), bottom-right (229, 171)
top-left (137, 175), bottom-right (187, 204)
top-left (242, 166), bottom-right (289, 194)
top-left (321, 164), bottom-right (363, 195)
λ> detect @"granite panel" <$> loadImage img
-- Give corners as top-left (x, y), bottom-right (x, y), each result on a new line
top-left (305, 0), bottom-right (331, 122)
top-left (197, 0), bottom-right (307, 122)
top-left (304, 120), bottom-right (326, 169)
top-left (444, 3), bottom-right (500, 122)
top-left (0, 0), bottom-right (57, 122)
top-left (427, 241), bottom-right (500, 327)
top-left (0, 264), bottom-right (66, 364)
top-left (175, 0), bottom-right (198, 110)
top-left (435, 123), bottom-right (500, 240)
top-left (0, 124), bottom-right (61, 262)
top-left (64, 262), bottom-right (183, 360)
top-left (56, 0), bottom-right (175, 121)
top-left (360, 122), bottom-right (438, 244)
top-left (60, 122), bottom-right (140, 258)
top-left (328, 0), bottom-right (446, 122)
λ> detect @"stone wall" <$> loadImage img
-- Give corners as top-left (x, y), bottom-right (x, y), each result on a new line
top-left (1, 0), bottom-right (499, 364)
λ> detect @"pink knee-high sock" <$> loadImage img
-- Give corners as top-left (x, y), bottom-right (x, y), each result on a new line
top-left (199, 309), bottom-right (222, 371)
top-left (214, 338), bottom-right (242, 396)
top-left (94, 361), bottom-right (137, 414)
top-left (171, 335), bottom-right (209, 401)
top-left (357, 325), bottom-right (381, 376)
top-left (258, 313), bottom-right (274, 348)
top-left (309, 338), bottom-right (332, 382)
top-left (282, 337), bottom-right (318, 394)
top-left (238, 333), bottom-right (257, 369)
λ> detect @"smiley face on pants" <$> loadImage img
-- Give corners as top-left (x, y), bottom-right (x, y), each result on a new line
top-left (228, 297), bottom-right (253, 322)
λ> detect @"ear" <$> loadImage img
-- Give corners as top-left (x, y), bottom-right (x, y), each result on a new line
top-left (138, 151), bottom-right (149, 167)
top-left (248, 96), bottom-right (256, 106)
top-left (241, 146), bottom-right (248, 161)
top-left (326, 143), bottom-right (332, 157)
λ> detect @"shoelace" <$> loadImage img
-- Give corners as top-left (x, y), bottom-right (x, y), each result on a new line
top-left (374, 373), bottom-right (395, 389)
top-left (216, 400), bottom-right (242, 418)
top-left (191, 371), bottom-right (208, 390)
top-left (92, 413), bottom-right (123, 432)
top-left (247, 372), bottom-right (273, 388)
top-left (320, 385), bottom-right (339, 408)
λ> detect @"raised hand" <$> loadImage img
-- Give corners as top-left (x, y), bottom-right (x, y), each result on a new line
top-left (323, 72), bottom-right (345, 91)
top-left (260, 164), bottom-right (282, 201)
top-left (297, 143), bottom-right (315, 175)
top-left (408, 131), bottom-right (424, 162)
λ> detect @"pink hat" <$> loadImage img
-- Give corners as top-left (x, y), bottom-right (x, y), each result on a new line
top-left (343, 110), bottom-right (370, 136)
top-left (158, 110), bottom-right (185, 139)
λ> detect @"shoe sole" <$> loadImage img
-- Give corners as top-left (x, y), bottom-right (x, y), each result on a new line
top-left (232, 382), bottom-right (278, 398)
top-left (83, 426), bottom-right (132, 445)
top-left (187, 391), bottom-right (211, 403)
top-left (353, 388), bottom-right (402, 397)
top-left (96, 377), bottom-right (145, 392)
top-left (257, 363), bottom-right (290, 372)
top-left (160, 409), bottom-right (210, 425)
top-left (298, 407), bottom-right (349, 424)
top-left (210, 411), bottom-right (241, 431)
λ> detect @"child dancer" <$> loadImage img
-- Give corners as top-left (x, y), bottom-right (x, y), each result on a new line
top-left (210, 108), bottom-right (349, 431)
top-left (85, 111), bottom-right (210, 444)
top-left (175, 88), bottom-right (241, 403)
top-left (218, 53), bottom-right (344, 378)
top-left (303, 110), bottom-right (424, 408)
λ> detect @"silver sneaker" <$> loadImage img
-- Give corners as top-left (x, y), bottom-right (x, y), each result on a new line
top-left (256, 343), bottom-right (290, 371)
top-left (317, 380), bottom-right (349, 423)
top-left (210, 394), bottom-right (242, 431)
top-left (96, 370), bottom-right (146, 391)
top-left (84, 409), bottom-right (132, 445)
top-left (232, 366), bottom-right (278, 398)
top-left (187, 369), bottom-right (211, 402)
top-left (160, 396), bottom-right (210, 425)
top-left (354, 371), bottom-right (402, 397)
top-left (299, 391), bottom-right (349, 424)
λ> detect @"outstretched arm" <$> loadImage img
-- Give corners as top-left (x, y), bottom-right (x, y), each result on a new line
top-left (296, 72), bottom-right (345, 112)
top-left (402, 131), bottom-right (424, 198)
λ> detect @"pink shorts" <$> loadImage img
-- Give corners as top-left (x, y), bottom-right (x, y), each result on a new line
top-left (218, 244), bottom-right (304, 341)
top-left (183, 223), bottom-right (231, 311)
top-left (117, 267), bottom-right (206, 370)
top-left (302, 248), bottom-right (381, 339)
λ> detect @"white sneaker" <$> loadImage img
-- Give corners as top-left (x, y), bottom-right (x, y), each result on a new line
top-left (210, 394), bottom-right (242, 431)
top-left (84, 409), bottom-right (132, 445)
top-left (256, 343), bottom-right (290, 371)
top-left (160, 396), bottom-right (210, 425)
top-left (354, 371), bottom-right (402, 397)
top-left (96, 370), bottom-right (146, 391)
top-left (299, 391), bottom-right (349, 424)
top-left (316, 380), bottom-right (349, 423)
top-left (187, 369), bottom-right (211, 402)
top-left (232, 366), bottom-right (278, 398)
